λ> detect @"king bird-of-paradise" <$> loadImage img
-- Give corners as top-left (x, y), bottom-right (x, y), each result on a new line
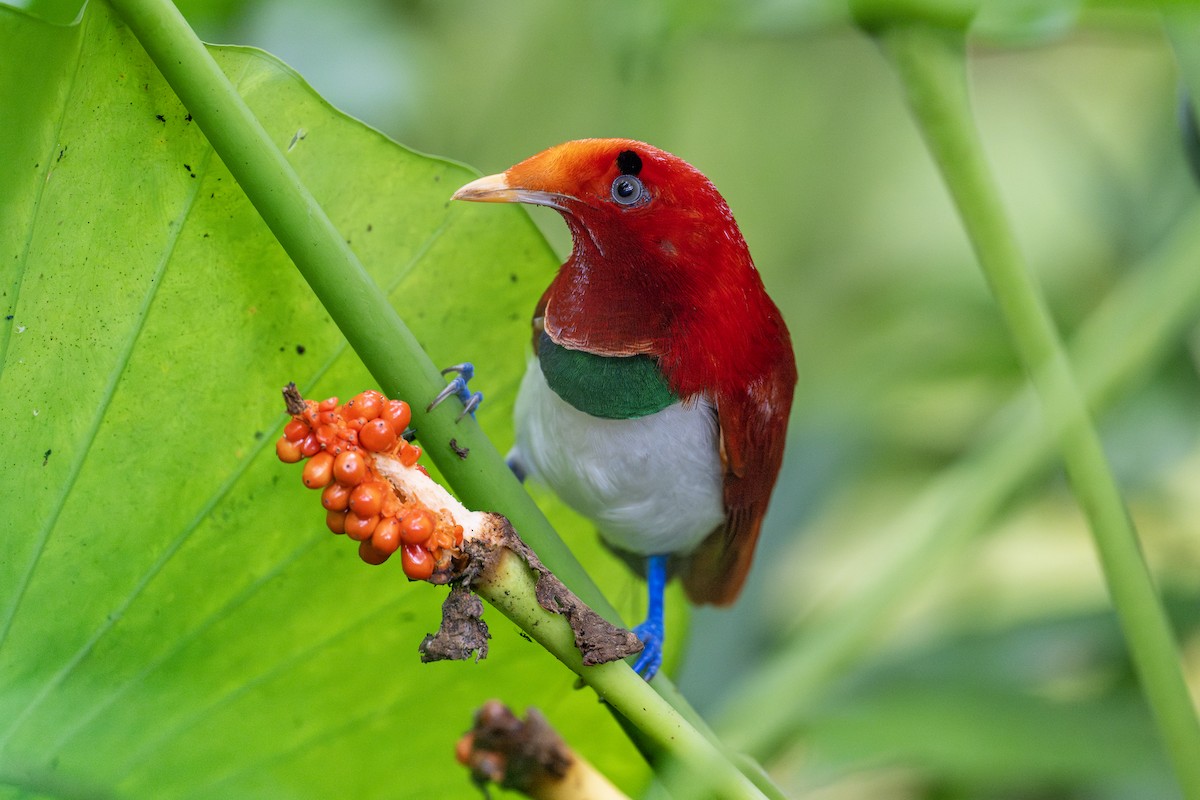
top-left (435, 139), bottom-right (797, 680)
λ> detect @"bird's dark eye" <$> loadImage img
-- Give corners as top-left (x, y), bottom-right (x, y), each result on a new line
top-left (611, 175), bottom-right (645, 206)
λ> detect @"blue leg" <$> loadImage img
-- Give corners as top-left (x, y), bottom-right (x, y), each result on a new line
top-left (632, 554), bottom-right (668, 681)
top-left (427, 362), bottom-right (483, 421)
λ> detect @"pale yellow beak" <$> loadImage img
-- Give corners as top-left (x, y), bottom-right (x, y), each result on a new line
top-left (452, 172), bottom-right (565, 209)
top-left (452, 173), bottom-right (520, 203)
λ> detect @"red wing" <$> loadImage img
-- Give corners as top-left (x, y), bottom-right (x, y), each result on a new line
top-left (682, 367), bottom-right (795, 606)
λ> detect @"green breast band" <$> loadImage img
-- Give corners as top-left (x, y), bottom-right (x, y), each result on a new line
top-left (537, 332), bottom-right (678, 420)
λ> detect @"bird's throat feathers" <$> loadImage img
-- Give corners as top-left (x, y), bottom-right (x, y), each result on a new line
top-left (542, 235), bottom-right (789, 401)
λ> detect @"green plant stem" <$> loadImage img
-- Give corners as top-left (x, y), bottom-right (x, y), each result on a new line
top-left (478, 551), bottom-right (766, 800)
top-left (717, 200), bottom-right (1200, 757)
top-left (880, 23), bottom-right (1200, 797)
top-left (105, 0), bottom-right (765, 795)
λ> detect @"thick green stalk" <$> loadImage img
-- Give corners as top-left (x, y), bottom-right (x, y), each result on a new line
top-left (718, 201), bottom-right (1200, 756)
top-left (104, 0), bottom-right (763, 794)
top-left (880, 24), bottom-right (1200, 796)
top-left (476, 551), bottom-right (766, 800)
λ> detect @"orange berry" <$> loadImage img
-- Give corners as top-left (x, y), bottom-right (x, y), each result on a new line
top-left (276, 436), bottom-right (303, 463)
top-left (358, 418), bottom-right (397, 453)
top-left (284, 419), bottom-right (310, 443)
top-left (358, 540), bottom-right (390, 565)
top-left (372, 517), bottom-right (402, 556)
top-left (399, 508), bottom-right (436, 545)
top-left (399, 443), bottom-right (421, 467)
top-left (321, 481), bottom-right (351, 511)
top-left (300, 433), bottom-right (321, 457)
top-left (344, 511), bottom-right (379, 541)
top-left (314, 424), bottom-right (337, 445)
top-left (382, 400), bottom-right (412, 434)
top-left (332, 450), bottom-right (368, 486)
top-left (349, 481), bottom-right (386, 518)
top-left (401, 544), bottom-right (434, 580)
top-left (346, 390), bottom-right (385, 421)
top-left (318, 396), bottom-right (339, 412)
top-left (326, 509), bottom-right (346, 535)
top-left (302, 451), bottom-right (334, 489)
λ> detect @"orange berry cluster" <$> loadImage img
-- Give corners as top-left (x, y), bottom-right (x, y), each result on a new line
top-left (276, 390), bottom-right (463, 579)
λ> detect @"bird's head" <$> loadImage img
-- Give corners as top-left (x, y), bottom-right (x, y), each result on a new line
top-left (452, 138), bottom-right (747, 273)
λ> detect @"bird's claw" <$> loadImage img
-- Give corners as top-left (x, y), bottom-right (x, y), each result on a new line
top-left (631, 619), bottom-right (664, 680)
top-left (427, 362), bottom-right (483, 421)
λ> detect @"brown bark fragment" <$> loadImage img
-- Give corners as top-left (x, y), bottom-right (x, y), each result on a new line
top-left (420, 582), bottom-right (490, 663)
top-left (461, 701), bottom-right (572, 793)
top-left (508, 535), bottom-right (642, 666)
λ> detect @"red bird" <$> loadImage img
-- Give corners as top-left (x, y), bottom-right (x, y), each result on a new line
top-left (446, 139), bottom-right (796, 679)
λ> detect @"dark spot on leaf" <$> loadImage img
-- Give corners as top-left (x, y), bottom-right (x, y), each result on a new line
top-left (43, 449), bottom-right (51, 466)
top-left (295, 344), bottom-right (306, 355)
top-left (450, 438), bottom-right (470, 459)
top-left (433, 174), bottom-right (441, 182)
top-left (366, 224), bottom-right (373, 232)
top-left (156, 114), bottom-right (165, 123)
top-left (185, 113), bottom-right (192, 122)
top-left (518, 631), bottom-right (533, 643)
top-left (57, 147), bottom-right (67, 162)
top-left (4, 315), bottom-right (12, 321)
top-left (509, 274), bottom-right (518, 283)
top-left (254, 431), bottom-right (264, 440)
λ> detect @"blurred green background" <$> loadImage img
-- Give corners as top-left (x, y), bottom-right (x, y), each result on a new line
top-left (10, 0), bottom-right (1200, 797)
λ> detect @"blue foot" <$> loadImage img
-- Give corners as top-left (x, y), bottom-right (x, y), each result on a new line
top-left (427, 362), bottom-right (483, 421)
top-left (632, 554), bottom-right (669, 681)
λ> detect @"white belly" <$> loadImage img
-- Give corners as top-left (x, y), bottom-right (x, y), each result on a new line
top-left (510, 358), bottom-right (725, 555)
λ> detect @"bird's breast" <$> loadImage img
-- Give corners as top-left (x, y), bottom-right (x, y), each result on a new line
top-left (535, 331), bottom-right (676, 419)
top-left (511, 357), bottom-right (725, 556)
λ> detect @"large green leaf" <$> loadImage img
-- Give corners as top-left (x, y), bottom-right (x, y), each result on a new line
top-left (0, 3), bottom-right (654, 796)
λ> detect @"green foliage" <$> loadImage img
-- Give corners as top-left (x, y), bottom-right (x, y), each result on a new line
top-left (0, 3), bottom-right (655, 796)
top-left (5, 0), bottom-right (1200, 798)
